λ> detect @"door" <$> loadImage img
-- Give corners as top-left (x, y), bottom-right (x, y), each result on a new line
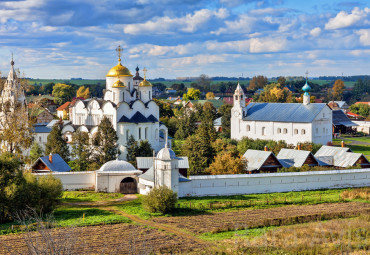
top-left (120, 177), bottom-right (137, 194)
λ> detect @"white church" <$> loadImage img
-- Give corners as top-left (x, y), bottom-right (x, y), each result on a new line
top-left (59, 46), bottom-right (168, 159)
top-left (231, 82), bottom-right (332, 145)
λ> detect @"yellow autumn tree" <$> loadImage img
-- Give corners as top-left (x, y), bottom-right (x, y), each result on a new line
top-left (258, 83), bottom-right (292, 103)
top-left (206, 92), bottom-right (215, 99)
top-left (76, 86), bottom-right (90, 99)
top-left (332, 79), bottom-right (345, 100)
top-left (205, 152), bottom-right (246, 175)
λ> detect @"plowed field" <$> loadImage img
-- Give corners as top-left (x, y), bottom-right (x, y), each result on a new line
top-left (153, 202), bottom-right (370, 234)
top-left (0, 223), bottom-right (207, 255)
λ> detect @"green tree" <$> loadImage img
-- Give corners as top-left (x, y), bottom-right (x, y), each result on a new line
top-left (183, 88), bottom-right (201, 101)
top-left (45, 123), bottom-right (70, 162)
top-left (349, 103), bottom-right (370, 117)
top-left (142, 186), bottom-right (177, 214)
top-left (138, 140), bottom-right (153, 157)
top-left (332, 79), bottom-right (345, 100)
top-left (174, 109), bottom-right (196, 139)
top-left (52, 83), bottom-right (74, 105)
top-left (76, 86), bottom-right (90, 99)
top-left (92, 116), bottom-right (119, 167)
top-left (277, 76), bottom-right (286, 87)
top-left (218, 104), bottom-right (232, 138)
top-left (30, 141), bottom-right (44, 163)
top-left (153, 98), bottom-right (174, 118)
top-left (126, 135), bottom-right (139, 166)
top-left (71, 130), bottom-right (91, 171)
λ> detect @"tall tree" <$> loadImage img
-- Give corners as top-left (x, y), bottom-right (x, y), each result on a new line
top-left (45, 123), bottom-right (70, 162)
top-left (205, 152), bottom-right (246, 175)
top-left (277, 76), bottom-right (286, 87)
top-left (76, 86), bottom-right (90, 99)
top-left (206, 92), bottom-right (215, 99)
top-left (218, 104), bottom-right (232, 138)
top-left (52, 83), bottom-right (74, 105)
top-left (30, 141), bottom-right (44, 163)
top-left (196, 74), bottom-right (211, 92)
top-left (126, 135), bottom-right (138, 166)
top-left (71, 130), bottom-right (91, 171)
top-left (332, 79), bottom-right (345, 100)
top-left (92, 116), bottom-right (119, 167)
top-left (138, 140), bottom-right (153, 157)
top-left (248, 75), bottom-right (268, 90)
top-left (183, 88), bottom-right (201, 101)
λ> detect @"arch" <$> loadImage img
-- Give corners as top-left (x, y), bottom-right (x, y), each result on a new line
top-left (246, 125), bottom-right (250, 132)
top-left (262, 127), bottom-right (266, 136)
top-left (120, 177), bottom-right (137, 194)
top-left (277, 128), bottom-right (281, 134)
top-left (301, 129), bottom-right (306, 135)
top-left (294, 129), bottom-right (298, 135)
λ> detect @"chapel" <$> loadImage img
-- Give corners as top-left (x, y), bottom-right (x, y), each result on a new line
top-left (62, 46), bottom-right (168, 159)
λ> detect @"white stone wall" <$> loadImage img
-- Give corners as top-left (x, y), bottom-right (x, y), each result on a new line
top-left (33, 133), bottom-right (49, 150)
top-left (312, 107), bottom-right (332, 145)
top-left (178, 169), bottom-right (370, 197)
top-left (95, 172), bottom-right (140, 193)
top-left (34, 171), bottom-right (96, 190)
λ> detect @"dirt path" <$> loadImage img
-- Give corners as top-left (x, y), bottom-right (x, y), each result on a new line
top-left (61, 194), bottom-right (138, 207)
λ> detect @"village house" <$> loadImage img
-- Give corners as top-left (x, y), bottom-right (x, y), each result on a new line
top-left (243, 148), bottom-right (282, 173)
top-left (277, 148), bottom-right (318, 168)
top-left (32, 154), bottom-right (71, 173)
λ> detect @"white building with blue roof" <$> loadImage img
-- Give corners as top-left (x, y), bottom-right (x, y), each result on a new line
top-left (231, 81), bottom-right (332, 145)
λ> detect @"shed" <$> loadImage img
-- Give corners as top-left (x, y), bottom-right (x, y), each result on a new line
top-left (332, 110), bottom-right (357, 134)
top-left (277, 148), bottom-right (318, 168)
top-left (243, 149), bottom-right (282, 173)
top-left (32, 154), bottom-right (71, 173)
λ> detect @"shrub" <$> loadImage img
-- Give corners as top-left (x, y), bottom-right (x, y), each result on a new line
top-left (142, 186), bottom-right (177, 214)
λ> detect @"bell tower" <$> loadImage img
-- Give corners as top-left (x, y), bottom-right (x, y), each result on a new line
top-left (233, 83), bottom-right (245, 109)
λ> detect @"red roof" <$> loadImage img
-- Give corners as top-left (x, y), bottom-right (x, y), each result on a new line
top-left (355, 102), bottom-right (370, 106)
top-left (346, 111), bottom-right (362, 118)
top-left (56, 101), bottom-right (71, 111)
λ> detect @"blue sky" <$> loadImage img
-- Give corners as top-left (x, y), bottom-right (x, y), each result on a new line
top-left (0, 0), bottom-right (369, 79)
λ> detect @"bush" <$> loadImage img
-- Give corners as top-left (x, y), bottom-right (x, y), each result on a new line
top-left (142, 186), bottom-right (177, 214)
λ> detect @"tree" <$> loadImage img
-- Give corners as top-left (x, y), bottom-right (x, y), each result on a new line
top-left (126, 135), bottom-right (139, 166)
top-left (71, 130), bottom-right (91, 171)
top-left (205, 152), bottom-right (246, 175)
top-left (52, 83), bottom-right (74, 105)
top-left (76, 86), bottom-right (90, 99)
top-left (138, 140), bottom-right (153, 157)
top-left (258, 83), bottom-right (293, 103)
top-left (92, 116), bottom-right (119, 167)
top-left (153, 99), bottom-right (174, 118)
top-left (183, 88), bottom-right (201, 101)
top-left (206, 92), bottom-right (215, 99)
top-left (142, 186), bottom-right (177, 214)
top-left (174, 109), bottom-right (196, 139)
top-left (349, 103), bottom-right (370, 117)
top-left (278, 76), bottom-right (286, 87)
top-left (332, 79), bottom-right (345, 100)
top-left (248, 75), bottom-right (268, 90)
top-left (45, 123), bottom-right (70, 162)
top-left (218, 104), bottom-right (232, 138)
top-left (202, 101), bottom-right (217, 121)
top-left (196, 74), bottom-right (211, 92)
top-left (30, 141), bottom-right (44, 163)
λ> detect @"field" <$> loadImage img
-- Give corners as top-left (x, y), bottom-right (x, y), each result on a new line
top-left (28, 78), bottom-right (105, 86)
top-left (0, 188), bottom-right (369, 254)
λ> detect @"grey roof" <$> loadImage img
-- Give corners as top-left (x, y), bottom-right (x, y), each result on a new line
top-left (314, 145), bottom-right (368, 167)
top-left (46, 120), bottom-right (71, 128)
top-left (315, 156), bottom-right (334, 166)
top-left (334, 101), bottom-right (348, 108)
top-left (136, 156), bottom-right (189, 169)
top-left (118, 112), bottom-right (158, 123)
top-left (243, 103), bottom-right (327, 123)
top-left (138, 167), bottom-right (189, 182)
top-left (214, 117), bottom-right (222, 126)
top-left (33, 123), bottom-right (51, 133)
top-left (33, 154), bottom-right (71, 172)
top-left (243, 149), bottom-right (280, 171)
top-left (277, 148), bottom-right (317, 168)
top-left (98, 159), bottom-right (136, 172)
top-left (332, 110), bottom-right (358, 127)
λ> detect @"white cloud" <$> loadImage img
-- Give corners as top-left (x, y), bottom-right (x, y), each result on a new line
top-left (129, 43), bottom-right (198, 57)
top-left (123, 8), bottom-right (228, 35)
top-left (325, 7), bottom-right (370, 30)
top-left (160, 54), bottom-right (227, 68)
top-left (249, 37), bottom-right (287, 53)
top-left (351, 49), bottom-right (370, 56)
top-left (310, 27), bottom-right (321, 37)
top-left (312, 59), bottom-right (335, 65)
top-left (356, 29), bottom-right (370, 46)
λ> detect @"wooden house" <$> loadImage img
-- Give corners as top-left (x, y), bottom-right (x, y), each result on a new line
top-left (277, 148), bottom-right (318, 168)
top-left (243, 149), bottom-right (282, 173)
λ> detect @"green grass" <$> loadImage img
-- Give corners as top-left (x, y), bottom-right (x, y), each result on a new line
top-left (199, 226), bottom-right (276, 241)
top-left (61, 191), bottom-right (124, 203)
top-left (115, 188), bottom-right (368, 219)
top-left (0, 207), bottom-right (130, 235)
top-left (29, 79), bottom-right (105, 86)
top-left (344, 136), bottom-right (370, 143)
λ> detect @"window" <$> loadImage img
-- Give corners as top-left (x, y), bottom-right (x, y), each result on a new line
top-left (323, 113), bottom-right (325, 118)
top-left (155, 129), bottom-right (158, 140)
top-left (294, 129), bottom-right (298, 135)
top-left (283, 128), bottom-right (287, 134)
top-left (323, 128), bottom-right (325, 134)
top-left (139, 127), bottom-right (141, 139)
top-left (126, 130), bottom-right (129, 142)
top-left (240, 95), bottom-right (243, 100)
top-left (301, 129), bottom-right (306, 135)
top-left (145, 127), bottom-right (148, 139)
top-left (247, 125), bottom-right (250, 132)
top-left (39, 136), bottom-right (41, 142)
top-left (128, 82), bottom-right (130, 86)
top-left (316, 128), bottom-right (318, 134)
top-left (262, 127), bottom-right (266, 136)
top-left (235, 95), bottom-right (238, 100)
top-left (149, 91), bottom-right (151, 99)
top-left (277, 128), bottom-right (281, 134)
top-left (113, 92), bottom-right (115, 102)
top-left (122, 92), bottom-right (125, 100)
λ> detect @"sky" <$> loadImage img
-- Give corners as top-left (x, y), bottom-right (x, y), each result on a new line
top-left (0, 0), bottom-right (369, 79)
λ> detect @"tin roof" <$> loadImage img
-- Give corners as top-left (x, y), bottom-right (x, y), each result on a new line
top-left (314, 145), bottom-right (368, 167)
top-left (332, 110), bottom-right (358, 127)
top-left (243, 149), bottom-right (280, 171)
top-left (136, 156), bottom-right (189, 169)
top-left (138, 167), bottom-right (190, 182)
top-left (243, 103), bottom-right (327, 123)
top-left (277, 148), bottom-right (317, 167)
top-left (32, 154), bottom-right (71, 172)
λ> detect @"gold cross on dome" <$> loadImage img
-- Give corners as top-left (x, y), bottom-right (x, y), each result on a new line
top-left (116, 45), bottom-right (123, 61)
top-left (143, 67), bottom-right (147, 79)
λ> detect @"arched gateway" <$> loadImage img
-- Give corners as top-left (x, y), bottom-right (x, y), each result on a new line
top-left (120, 177), bottom-right (137, 194)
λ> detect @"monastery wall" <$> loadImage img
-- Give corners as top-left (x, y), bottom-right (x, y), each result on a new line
top-left (179, 169), bottom-right (370, 197)
top-left (34, 171), bottom-right (96, 190)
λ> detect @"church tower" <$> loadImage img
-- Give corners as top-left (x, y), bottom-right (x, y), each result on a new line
top-left (302, 73), bottom-right (311, 105)
top-left (138, 68), bottom-right (153, 103)
top-left (233, 82), bottom-right (245, 109)
top-left (133, 65), bottom-right (144, 91)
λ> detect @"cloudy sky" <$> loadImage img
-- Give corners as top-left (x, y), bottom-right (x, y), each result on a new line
top-left (0, 0), bottom-right (369, 79)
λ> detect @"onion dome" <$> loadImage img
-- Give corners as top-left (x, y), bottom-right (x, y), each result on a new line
top-left (302, 79), bottom-right (311, 96)
top-left (106, 61), bottom-right (133, 77)
top-left (112, 80), bottom-right (126, 88)
top-left (99, 159), bottom-right (136, 171)
top-left (139, 67), bottom-right (152, 87)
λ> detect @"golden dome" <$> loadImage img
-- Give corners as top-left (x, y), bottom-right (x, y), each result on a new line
top-left (139, 79), bottom-right (152, 87)
top-left (112, 80), bottom-right (126, 88)
top-left (106, 61), bottom-right (133, 77)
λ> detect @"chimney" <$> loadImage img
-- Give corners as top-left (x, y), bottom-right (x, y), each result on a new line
top-left (264, 146), bottom-right (268, 151)
top-left (341, 141), bottom-right (345, 148)
top-left (297, 144), bottom-right (301, 150)
top-left (49, 153), bottom-right (52, 163)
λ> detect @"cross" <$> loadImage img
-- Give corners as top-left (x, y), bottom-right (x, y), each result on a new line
top-left (116, 45), bottom-right (123, 61)
top-left (143, 67), bottom-right (147, 79)
top-left (305, 70), bottom-right (309, 79)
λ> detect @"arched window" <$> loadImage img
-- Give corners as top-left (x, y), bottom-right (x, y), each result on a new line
top-left (294, 129), bottom-right (298, 135)
top-left (126, 130), bottom-right (130, 142)
top-left (301, 129), bottom-right (306, 135)
top-left (277, 128), bottom-right (281, 134)
top-left (235, 95), bottom-right (238, 100)
top-left (262, 127), bottom-right (266, 136)
top-left (283, 128), bottom-right (288, 134)
top-left (240, 95), bottom-right (243, 100)
top-left (138, 127), bottom-right (141, 139)
top-left (246, 125), bottom-right (250, 132)
top-left (149, 91), bottom-right (151, 99)
top-left (122, 92), bottom-right (125, 101)
top-left (145, 127), bottom-right (148, 139)
top-left (155, 128), bottom-right (158, 140)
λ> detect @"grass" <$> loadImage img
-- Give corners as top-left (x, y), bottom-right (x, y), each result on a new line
top-left (199, 226), bottom-right (276, 241)
top-left (115, 188), bottom-right (369, 219)
top-left (61, 191), bottom-right (124, 203)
